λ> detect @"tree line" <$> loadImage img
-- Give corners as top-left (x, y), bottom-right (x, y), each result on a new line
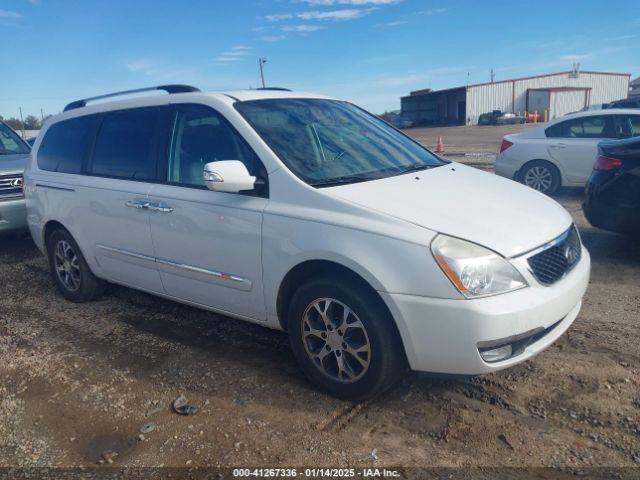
top-left (0, 113), bottom-right (52, 131)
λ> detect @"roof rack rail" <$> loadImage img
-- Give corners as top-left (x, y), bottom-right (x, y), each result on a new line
top-left (63, 84), bottom-right (200, 112)
top-left (256, 87), bottom-right (291, 91)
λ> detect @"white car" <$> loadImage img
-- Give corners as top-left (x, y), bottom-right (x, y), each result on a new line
top-left (24, 86), bottom-right (590, 399)
top-left (495, 109), bottom-right (640, 195)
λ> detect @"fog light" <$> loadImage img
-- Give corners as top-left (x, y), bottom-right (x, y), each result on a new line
top-left (479, 344), bottom-right (512, 363)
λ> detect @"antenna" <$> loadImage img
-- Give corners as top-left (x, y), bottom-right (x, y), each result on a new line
top-left (490, 68), bottom-right (495, 83)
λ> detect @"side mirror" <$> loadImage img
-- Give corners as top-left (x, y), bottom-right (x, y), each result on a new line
top-left (203, 160), bottom-right (256, 193)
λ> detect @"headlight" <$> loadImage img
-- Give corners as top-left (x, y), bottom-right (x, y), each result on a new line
top-left (431, 234), bottom-right (527, 298)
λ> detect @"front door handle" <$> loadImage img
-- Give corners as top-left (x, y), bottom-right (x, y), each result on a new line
top-left (125, 199), bottom-right (150, 209)
top-left (551, 143), bottom-right (567, 149)
top-left (148, 201), bottom-right (174, 213)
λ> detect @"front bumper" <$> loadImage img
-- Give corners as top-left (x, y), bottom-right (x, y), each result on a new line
top-left (0, 198), bottom-right (27, 234)
top-left (381, 248), bottom-right (590, 375)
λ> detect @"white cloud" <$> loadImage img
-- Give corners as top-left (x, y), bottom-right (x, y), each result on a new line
top-left (266, 13), bottom-right (294, 21)
top-left (215, 56), bottom-right (241, 62)
top-left (260, 34), bottom-right (287, 42)
top-left (127, 59), bottom-right (156, 74)
top-left (559, 53), bottom-right (592, 62)
top-left (604, 34), bottom-right (638, 41)
top-left (213, 46), bottom-right (252, 63)
top-left (418, 8), bottom-right (446, 15)
top-left (267, 8), bottom-right (374, 22)
top-left (126, 59), bottom-right (194, 79)
top-left (297, 8), bottom-right (374, 20)
top-left (282, 24), bottom-right (323, 32)
top-left (0, 9), bottom-right (22, 18)
top-left (301, 0), bottom-right (401, 4)
top-left (375, 20), bottom-right (407, 27)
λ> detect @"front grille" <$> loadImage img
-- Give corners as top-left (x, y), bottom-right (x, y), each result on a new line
top-left (0, 173), bottom-right (23, 200)
top-left (527, 226), bottom-right (582, 285)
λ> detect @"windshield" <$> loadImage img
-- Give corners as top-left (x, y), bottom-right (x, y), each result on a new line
top-left (235, 99), bottom-right (445, 187)
top-left (0, 122), bottom-right (30, 156)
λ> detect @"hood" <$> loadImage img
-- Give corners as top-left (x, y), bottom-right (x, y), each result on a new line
top-left (0, 153), bottom-right (29, 174)
top-left (325, 163), bottom-right (572, 258)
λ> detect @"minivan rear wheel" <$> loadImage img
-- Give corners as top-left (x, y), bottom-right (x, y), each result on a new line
top-left (519, 160), bottom-right (561, 195)
top-left (47, 228), bottom-right (106, 302)
top-left (288, 276), bottom-right (405, 400)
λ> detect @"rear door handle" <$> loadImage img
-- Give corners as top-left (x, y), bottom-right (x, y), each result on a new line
top-left (147, 201), bottom-right (174, 213)
top-left (125, 199), bottom-right (150, 209)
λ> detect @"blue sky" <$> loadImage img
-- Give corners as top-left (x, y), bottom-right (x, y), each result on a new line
top-left (1, 0), bottom-right (639, 118)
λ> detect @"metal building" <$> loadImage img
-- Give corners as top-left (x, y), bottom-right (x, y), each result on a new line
top-left (630, 77), bottom-right (640, 98)
top-left (401, 70), bottom-right (631, 126)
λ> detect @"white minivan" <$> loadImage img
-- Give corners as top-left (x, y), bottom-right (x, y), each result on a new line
top-left (25, 86), bottom-right (590, 399)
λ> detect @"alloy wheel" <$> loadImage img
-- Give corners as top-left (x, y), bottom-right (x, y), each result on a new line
top-left (54, 240), bottom-right (81, 292)
top-left (524, 166), bottom-right (553, 192)
top-left (301, 297), bottom-right (371, 383)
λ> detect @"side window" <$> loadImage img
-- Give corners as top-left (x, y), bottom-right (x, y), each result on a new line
top-left (167, 105), bottom-right (262, 188)
top-left (629, 116), bottom-right (640, 137)
top-left (89, 108), bottom-right (161, 180)
top-left (545, 121), bottom-right (566, 138)
top-left (37, 116), bottom-right (94, 173)
top-left (545, 116), bottom-right (616, 139)
top-left (0, 123), bottom-right (30, 155)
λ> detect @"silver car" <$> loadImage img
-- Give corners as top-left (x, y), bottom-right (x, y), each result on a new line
top-left (0, 121), bottom-right (30, 235)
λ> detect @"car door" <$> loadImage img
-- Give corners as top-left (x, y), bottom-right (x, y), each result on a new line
top-left (147, 104), bottom-right (268, 321)
top-left (546, 115), bottom-right (620, 184)
top-left (80, 107), bottom-right (165, 293)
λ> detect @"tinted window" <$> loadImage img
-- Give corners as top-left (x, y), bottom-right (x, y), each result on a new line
top-left (90, 108), bottom-right (161, 180)
top-left (624, 115), bottom-right (640, 137)
top-left (545, 115), bottom-right (617, 139)
top-left (38, 116), bottom-right (94, 173)
top-left (167, 105), bottom-right (262, 187)
top-left (236, 99), bottom-right (444, 186)
top-left (0, 122), bottom-right (30, 156)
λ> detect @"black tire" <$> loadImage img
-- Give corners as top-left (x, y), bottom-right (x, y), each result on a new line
top-left (47, 228), bottom-right (106, 302)
top-left (518, 160), bottom-right (561, 195)
top-left (287, 275), bottom-right (406, 400)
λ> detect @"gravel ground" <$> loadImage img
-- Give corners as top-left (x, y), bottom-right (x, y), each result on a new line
top-left (1, 126), bottom-right (639, 476)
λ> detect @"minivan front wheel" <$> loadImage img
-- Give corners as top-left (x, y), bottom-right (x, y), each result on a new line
top-left (47, 228), bottom-right (106, 302)
top-left (519, 160), bottom-right (560, 195)
top-left (288, 276), bottom-right (405, 400)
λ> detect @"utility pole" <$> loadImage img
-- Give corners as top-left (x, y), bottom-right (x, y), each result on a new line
top-left (490, 68), bottom-right (495, 83)
top-left (259, 58), bottom-right (267, 88)
top-left (19, 107), bottom-right (25, 138)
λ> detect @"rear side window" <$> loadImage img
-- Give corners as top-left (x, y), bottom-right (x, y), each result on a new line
top-left (545, 115), bottom-right (617, 139)
top-left (38, 116), bottom-right (95, 173)
top-left (628, 115), bottom-right (640, 137)
top-left (89, 108), bottom-right (161, 180)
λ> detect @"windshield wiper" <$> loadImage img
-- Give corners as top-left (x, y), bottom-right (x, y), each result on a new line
top-left (393, 163), bottom-right (433, 175)
top-left (310, 174), bottom-right (376, 188)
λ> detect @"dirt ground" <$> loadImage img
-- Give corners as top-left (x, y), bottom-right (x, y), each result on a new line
top-left (1, 125), bottom-right (639, 477)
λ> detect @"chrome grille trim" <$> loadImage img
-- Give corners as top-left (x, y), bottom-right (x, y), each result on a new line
top-left (0, 173), bottom-right (24, 200)
top-left (525, 225), bottom-right (582, 286)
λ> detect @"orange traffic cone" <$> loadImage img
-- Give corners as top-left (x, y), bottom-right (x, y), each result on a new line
top-left (435, 136), bottom-right (445, 154)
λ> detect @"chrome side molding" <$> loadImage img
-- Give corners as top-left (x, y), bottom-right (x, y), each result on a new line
top-left (95, 244), bottom-right (251, 291)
